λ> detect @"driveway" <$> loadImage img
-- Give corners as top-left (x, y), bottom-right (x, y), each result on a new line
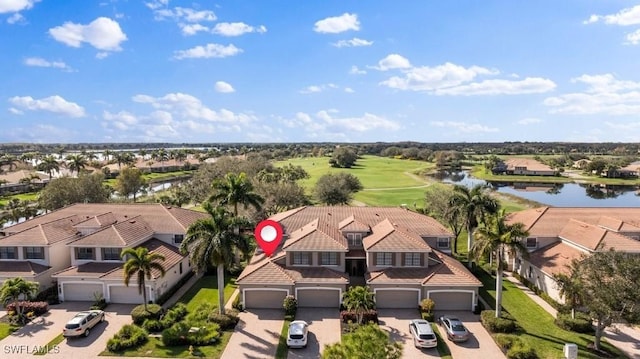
top-left (1, 302), bottom-right (134, 359)
top-left (288, 308), bottom-right (340, 359)
top-left (433, 311), bottom-right (505, 359)
top-left (221, 309), bottom-right (283, 359)
top-left (605, 323), bottom-right (640, 359)
top-left (378, 309), bottom-right (440, 359)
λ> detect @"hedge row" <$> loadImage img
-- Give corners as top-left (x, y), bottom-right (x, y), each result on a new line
top-left (6, 301), bottom-right (49, 316)
top-left (106, 324), bottom-right (148, 352)
top-left (494, 334), bottom-right (538, 359)
top-left (340, 310), bottom-right (378, 324)
top-left (481, 310), bottom-right (517, 333)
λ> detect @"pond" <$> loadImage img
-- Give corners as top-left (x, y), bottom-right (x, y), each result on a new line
top-left (434, 171), bottom-right (640, 207)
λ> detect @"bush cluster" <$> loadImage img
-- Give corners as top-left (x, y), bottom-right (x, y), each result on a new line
top-left (340, 310), bottom-right (378, 324)
top-left (283, 295), bottom-right (297, 316)
top-left (6, 301), bottom-right (49, 316)
top-left (481, 310), bottom-right (517, 333)
top-left (208, 309), bottom-right (240, 330)
top-left (131, 304), bottom-right (164, 325)
top-left (140, 302), bottom-right (188, 332)
top-left (161, 322), bottom-right (221, 346)
top-left (186, 302), bottom-right (215, 326)
top-left (106, 324), bottom-right (148, 352)
top-left (554, 313), bottom-right (594, 333)
top-left (494, 334), bottom-right (538, 359)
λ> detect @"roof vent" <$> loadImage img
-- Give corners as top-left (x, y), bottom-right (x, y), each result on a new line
top-left (129, 220), bottom-right (136, 224)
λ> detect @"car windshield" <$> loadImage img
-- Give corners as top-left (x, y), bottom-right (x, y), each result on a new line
top-left (452, 323), bottom-right (466, 331)
top-left (419, 334), bottom-right (436, 340)
top-left (65, 323), bottom-right (80, 329)
top-left (289, 334), bottom-right (304, 340)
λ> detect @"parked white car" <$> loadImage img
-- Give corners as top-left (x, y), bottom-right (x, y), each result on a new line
top-left (409, 319), bottom-right (437, 348)
top-left (63, 310), bottom-right (105, 337)
top-left (286, 320), bottom-right (309, 348)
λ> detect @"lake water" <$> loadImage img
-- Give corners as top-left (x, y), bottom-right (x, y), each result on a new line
top-left (435, 171), bottom-right (640, 207)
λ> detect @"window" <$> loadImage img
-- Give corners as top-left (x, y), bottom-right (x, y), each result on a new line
top-left (24, 247), bottom-right (44, 260)
top-left (404, 253), bottom-right (421, 267)
top-left (102, 248), bottom-right (121, 260)
top-left (347, 233), bottom-right (362, 247)
top-left (179, 262), bottom-right (183, 274)
top-left (321, 252), bottom-right (338, 266)
top-left (437, 237), bottom-right (450, 249)
top-left (376, 252), bottom-right (393, 266)
top-left (292, 252), bottom-right (310, 265)
top-left (76, 247), bottom-right (95, 260)
top-left (0, 247), bottom-right (17, 259)
top-left (526, 238), bottom-right (537, 249)
top-left (173, 234), bottom-right (184, 244)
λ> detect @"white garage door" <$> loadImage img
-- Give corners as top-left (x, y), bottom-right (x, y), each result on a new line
top-left (109, 285), bottom-right (149, 304)
top-left (428, 291), bottom-right (474, 311)
top-left (375, 290), bottom-right (419, 309)
top-left (297, 288), bottom-right (341, 308)
top-left (64, 283), bottom-right (103, 302)
top-left (244, 290), bottom-right (288, 309)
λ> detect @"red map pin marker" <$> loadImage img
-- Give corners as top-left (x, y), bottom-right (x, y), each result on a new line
top-left (254, 219), bottom-right (283, 257)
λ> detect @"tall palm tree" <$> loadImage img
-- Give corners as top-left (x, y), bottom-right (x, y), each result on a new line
top-left (553, 260), bottom-right (584, 319)
top-left (103, 149), bottom-right (113, 163)
top-left (450, 184), bottom-right (499, 266)
top-left (65, 154), bottom-right (88, 176)
top-left (472, 209), bottom-right (529, 318)
top-left (152, 148), bottom-right (169, 172)
top-left (180, 202), bottom-right (251, 314)
top-left (210, 172), bottom-right (264, 216)
top-left (121, 247), bottom-right (166, 311)
top-left (0, 277), bottom-right (40, 323)
top-left (342, 286), bottom-right (376, 324)
top-left (37, 155), bottom-right (60, 180)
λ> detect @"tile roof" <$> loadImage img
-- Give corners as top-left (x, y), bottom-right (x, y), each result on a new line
top-left (505, 158), bottom-right (554, 172)
top-left (283, 219), bottom-right (348, 251)
top-left (363, 219), bottom-right (432, 252)
top-left (285, 267), bottom-right (349, 284)
top-left (559, 219), bottom-right (606, 251)
top-left (0, 261), bottom-right (51, 276)
top-left (67, 216), bottom-right (154, 247)
top-left (53, 262), bottom-right (122, 278)
top-left (338, 215), bottom-right (371, 232)
top-left (528, 242), bottom-right (585, 277)
top-left (236, 253), bottom-right (294, 285)
top-left (74, 212), bottom-right (118, 228)
top-left (0, 215), bottom-right (82, 245)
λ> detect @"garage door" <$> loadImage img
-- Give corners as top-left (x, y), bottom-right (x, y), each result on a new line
top-left (297, 288), bottom-right (341, 308)
top-left (63, 283), bottom-right (103, 301)
top-left (375, 290), bottom-right (419, 309)
top-left (428, 291), bottom-right (473, 311)
top-left (244, 290), bottom-right (288, 309)
top-left (109, 285), bottom-right (149, 304)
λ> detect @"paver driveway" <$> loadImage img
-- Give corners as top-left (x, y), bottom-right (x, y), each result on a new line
top-left (378, 309), bottom-right (440, 359)
top-left (1, 302), bottom-right (134, 359)
top-left (433, 311), bottom-right (505, 359)
top-left (221, 309), bottom-right (283, 359)
top-left (287, 308), bottom-right (340, 359)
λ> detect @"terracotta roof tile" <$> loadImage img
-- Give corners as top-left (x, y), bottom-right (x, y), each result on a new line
top-left (68, 216), bottom-right (154, 247)
top-left (600, 231), bottom-right (640, 252)
top-left (0, 215), bottom-right (82, 245)
top-left (53, 262), bottom-right (122, 278)
top-left (505, 158), bottom-right (554, 172)
top-left (283, 219), bottom-right (348, 251)
top-left (338, 215), bottom-right (371, 232)
top-left (529, 242), bottom-right (584, 277)
top-left (559, 219), bottom-right (606, 251)
top-left (0, 261), bottom-right (51, 276)
top-left (363, 219), bottom-right (432, 252)
top-left (74, 212), bottom-right (118, 228)
top-left (236, 253), bottom-right (294, 285)
top-left (367, 267), bottom-right (432, 285)
top-left (285, 267), bottom-right (349, 284)
top-left (597, 216), bottom-right (623, 231)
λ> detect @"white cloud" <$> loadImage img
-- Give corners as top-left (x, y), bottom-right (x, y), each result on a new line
top-left (24, 57), bottom-right (72, 71)
top-left (430, 121), bottom-right (498, 133)
top-left (103, 110), bottom-right (138, 130)
top-left (180, 23), bottom-right (209, 36)
top-left (332, 37), bottom-right (373, 48)
top-left (153, 7), bottom-right (216, 22)
top-left (284, 110), bottom-right (400, 135)
top-left (517, 118), bottom-right (542, 125)
top-left (380, 62), bottom-right (497, 91)
top-left (626, 29), bottom-right (640, 45)
top-left (585, 5), bottom-right (640, 26)
top-left (95, 52), bottom-right (109, 59)
top-left (372, 54), bottom-right (411, 71)
top-left (173, 43), bottom-right (242, 59)
top-left (299, 83), bottom-right (338, 94)
top-left (9, 95), bottom-right (85, 117)
top-left (344, 87), bottom-right (355, 93)
top-left (349, 65), bottom-right (366, 75)
top-left (314, 13), bottom-right (360, 34)
top-left (49, 17), bottom-right (127, 51)
top-left (212, 22), bottom-right (267, 36)
top-left (7, 13), bottom-right (24, 24)
top-left (544, 73), bottom-right (640, 115)
top-left (144, 0), bottom-right (168, 10)
top-left (8, 107), bottom-right (23, 115)
top-left (434, 77), bottom-right (556, 96)
top-left (0, 0), bottom-right (39, 13)
top-left (215, 81), bottom-right (235, 93)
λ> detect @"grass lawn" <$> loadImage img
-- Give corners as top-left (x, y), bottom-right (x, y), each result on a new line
top-left (177, 275), bottom-right (238, 313)
top-left (0, 321), bottom-right (19, 341)
top-left (34, 333), bottom-right (64, 355)
top-left (0, 192), bottom-right (39, 206)
top-left (432, 323), bottom-right (453, 359)
top-left (477, 270), bottom-right (626, 359)
top-left (274, 314), bottom-right (294, 359)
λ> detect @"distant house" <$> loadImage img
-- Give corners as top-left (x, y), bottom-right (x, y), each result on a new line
top-left (503, 158), bottom-right (556, 176)
top-left (603, 161), bottom-right (640, 178)
top-left (507, 207), bottom-right (640, 303)
top-left (0, 170), bottom-right (48, 195)
top-left (572, 159), bottom-right (591, 170)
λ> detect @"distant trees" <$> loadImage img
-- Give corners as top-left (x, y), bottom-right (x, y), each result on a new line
top-left (329, 147), bottom-right (358, 168)
top-left (38, 173), bottom-right (111, 211)
top-left (314, 173), bottom-right (363, 205)
top-left (37, 155), bottom-right (60, 179)
top-left (115, 167), bottom-right (147, 202)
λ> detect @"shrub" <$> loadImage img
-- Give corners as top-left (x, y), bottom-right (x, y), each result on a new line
top-left (187, 324), bottom-right (221, 345)
top-left (186, 302), bottom-right (215, 326)
top-left (131, 304), bottom-right (164, 325)
top-left (419, 298), bottom-right (435, 313)
top-left (5, 301), bottom-right (49, 316)
top-left (340, 310), bottom-right (378, 324)
top-left (35, 284), bottom-right (60, 305)
top-left (554, 313), bottom-right (594, 333)
top-left (160, 309), bottom-right (182, 329)
top-left (421, 311), bottom-right (435, 322)
top-left (91, 291), bottom-right (108, 310)
top-left (162, 322), bottom-right (190, 346)
top-left (507, 343), bottom-right (538, 359)
top-left (494, 333), bottom-right (519, 351)
top-left (208, 309), bottom-right (240, 330)
top-left (107, 324), bottom-right (148, 352)
top-left (481, 310), bottom-right (517, 333)
top-left (142, 319), bottom-right (164, 333)
top-left (283, 295), bottom-right (297, 316)
top-left (232, 293), bottom-right (243, 311)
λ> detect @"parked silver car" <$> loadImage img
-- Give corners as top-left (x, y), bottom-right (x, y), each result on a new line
top-left (439, 315), bottom-right (470, 342)
top-left (63, 310), bottom-right (105, 337)
top-left (409, 319), bottom-right (437, 348)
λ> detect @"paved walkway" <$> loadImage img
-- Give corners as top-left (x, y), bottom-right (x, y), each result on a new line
top-left (504, 273), bottom-right (640, 358)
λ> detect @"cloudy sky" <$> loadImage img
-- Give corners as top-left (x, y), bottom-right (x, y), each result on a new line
top-left (2, 0), bottom-right (640, 143)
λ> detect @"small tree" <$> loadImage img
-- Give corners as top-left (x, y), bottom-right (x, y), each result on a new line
top-left (115, 167), bottom-right (147, 202)
top-left (342, 286), bottom-right (376, 325)
top-left (553, 262), bottom-right (584, 319)
top-left (0, 277), bottom-right (40, 324)
top-left (329, 147), bottom-right (358, 168)
top-left (419, 298), bottom-right (435, 319)
top-left (314, 173), bottom-right (363, 205)
top-left (323, 323), bottom-right (402, 359)
top-left (121, 247), bottom-right (166, 312)
top-left (283, 295), bottom-right (297, 317)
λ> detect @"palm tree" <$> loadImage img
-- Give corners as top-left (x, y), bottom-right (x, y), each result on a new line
top-left (65, 154), bottom-right (88, 176)
top-left (0, 277), bottom-right (40, 323)
top-left (121, 247), bottom-right (166, 311)
top-left (450, 184), bottom-right (499, 266)
top-left (180, 202), bottom-right (251, 314)
top-left (472, 209), bottom-right (529, 318)
top-left (0, 154), bottom-right (18, 171)
top-left (553, 260), bottom-right (584, 319)
top-left (210, 172), bottom-right (264, 216)
top-left (342, 286), bottom-right (376, 325)
top-left (37, 155), bottom-right (60, 180)
top-left (103, 149), bottom-right (113, 163)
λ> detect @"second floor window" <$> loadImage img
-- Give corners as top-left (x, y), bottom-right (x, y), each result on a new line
top-left (173, 234), bottom-right (184, 244)
top-left (437, 237), bottom-right (450, 249)
top-left (526, 238), bottom-right (537, 249)
top-left (376, 252), bottom-right (393, 266)
top-left (102, 248), bottom-right (121, 260)
top-left (24, 247), bottom-right (44, 260)
top-left (292, 252), bottom-right (310, 265)
top-left (404, 253), bottom-right (421, 267)
top-left (321, 252), bottom-right (338, 266)
top-left (76, 247), bottom-right (95, 260)
top-left (0, 247), bottom-right (17, 259)
top-left (347, 233), bottom-right (362, 247)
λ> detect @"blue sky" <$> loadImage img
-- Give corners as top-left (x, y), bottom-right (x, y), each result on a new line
top-left (2, 1), bottom-right (640, 143)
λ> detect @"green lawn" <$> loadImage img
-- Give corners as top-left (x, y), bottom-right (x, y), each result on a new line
top-left (177, 275), bottom-right (238, 313)
top-left (33, 334), bottom-right (64, 355)
top-left (0, 322), bottom-right (18, 341)
top-left (0, 192), bottom-right (39, 206)
top-left (274, 314), bottom-right (294, 359)
top-left (477, 270), bottom-right (626, 359)
top-left (432, 323), bottom-right (453, 359)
